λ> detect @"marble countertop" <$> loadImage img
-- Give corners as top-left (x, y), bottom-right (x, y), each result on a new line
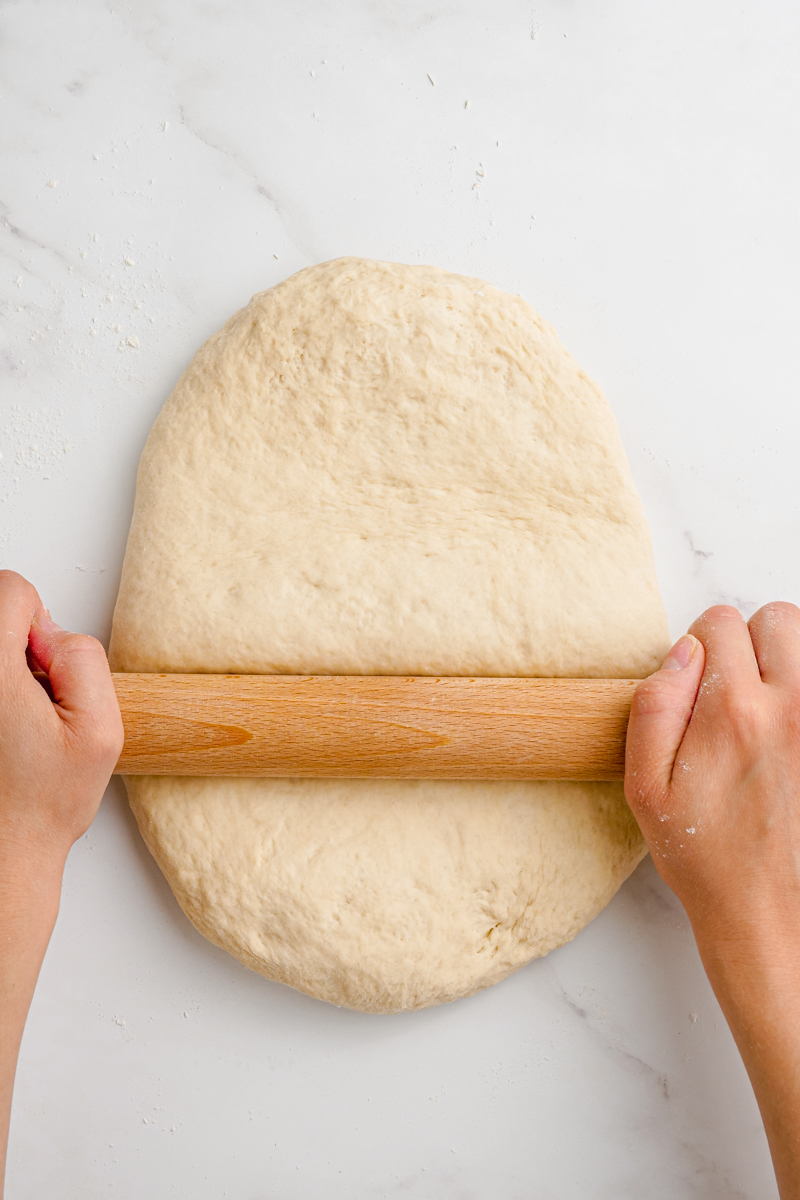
top-left (2, 2), bottom-right (798, 1196)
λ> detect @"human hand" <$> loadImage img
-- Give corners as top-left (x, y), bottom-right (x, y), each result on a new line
top-left (625, 602), bottom-right (800, 944)
top-left (0, 569), bottom-right (123, 1195)
top-left (625, 602), bottom-right (800, 1199)
top-left (0, 569), bottom-right (123, 869)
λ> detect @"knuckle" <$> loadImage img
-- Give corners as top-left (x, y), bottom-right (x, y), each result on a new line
top-left (52, 633), bottom-right (110, 675)
top-left (0, 568), bottom-right (28, 588)
top-left (761, 599), bottom-right (798, 618)
top-left (632, 673), bottom-right (693, 718)
top-left (716, 692), bottom-right (765, 742)
top-left (624, 769), bottom-right (667, 819)
top-left (705, 604), bottom-right (743, 622)
top-left (63, 632), bottom-right (104, 655)
top-left (751, 600), bottom-right (800, 629)
top-left (691, 604), bottom-right (740, 634)
top-left (0, 569), bottom-right (39, 607)
top-left (690, 604), bottom-right (743, 638)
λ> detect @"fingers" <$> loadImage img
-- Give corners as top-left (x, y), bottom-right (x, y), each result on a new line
top-left (747, 602), bottom-right (800, 689)
top-left (688, 605), bottom-right (762, 693)
top-left (0, 570), bottom-right (47, 675)
top-left (0, 571), bottom-right (123, 764)
top-left (28, 615), bottom-right (123, 756)
top-left (625, 634), bottom-right (705, 814)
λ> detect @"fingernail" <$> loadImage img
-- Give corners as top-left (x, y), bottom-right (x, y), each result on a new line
top-left (34, 609), bottom-right (63, 633)
top-left (662, 634), bottom-right (699, 671)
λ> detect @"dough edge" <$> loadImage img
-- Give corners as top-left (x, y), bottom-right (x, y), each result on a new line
top-left (125, 775), bottom-right (648, 1014)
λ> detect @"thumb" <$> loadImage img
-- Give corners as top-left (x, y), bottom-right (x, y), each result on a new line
top-left (28, 612), bottom-right (123, 751)
top-left (624, 634), bottom-right (705, 822)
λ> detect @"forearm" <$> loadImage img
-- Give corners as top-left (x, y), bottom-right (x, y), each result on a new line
top-left (0, 845), bottom-right (65, 1197)
top-left (692, 916), bottom-right (800, 1200)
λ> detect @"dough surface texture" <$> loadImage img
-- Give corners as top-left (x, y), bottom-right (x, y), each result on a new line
top-left (111, 257), bottom-right (669, 1013)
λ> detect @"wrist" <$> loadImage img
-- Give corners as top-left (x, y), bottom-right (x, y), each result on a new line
top-left (0, 832), bottom-right (67, 903)
top-left (677, 864), bottom-right (800, 955)
top-left (689, 895), bottom-right (800, 1019)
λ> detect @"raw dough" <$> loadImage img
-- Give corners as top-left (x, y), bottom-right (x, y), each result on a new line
top-left (110, 258), bottom-right (669, 1013)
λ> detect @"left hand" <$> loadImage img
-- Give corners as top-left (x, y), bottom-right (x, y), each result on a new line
top-left (0, 569), bottom-right (123, 867)
top-left (0, 569), bottom-right (124, 1197)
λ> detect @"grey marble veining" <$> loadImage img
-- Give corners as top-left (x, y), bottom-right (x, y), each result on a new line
top-left (3, 1), bottom-right (799, 1195)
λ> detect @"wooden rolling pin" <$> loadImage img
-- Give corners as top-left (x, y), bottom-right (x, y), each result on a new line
top-left (112, 674), bottom-right (638, 780)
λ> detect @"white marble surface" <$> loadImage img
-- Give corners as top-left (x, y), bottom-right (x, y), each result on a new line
top-left (2, 1), bottom-right (799, 1195)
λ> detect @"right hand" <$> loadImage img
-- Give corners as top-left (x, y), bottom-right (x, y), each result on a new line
top-left (624, 602), bottom-right (800, 1200)
top-left (624, 602), bottom-right (800, 945)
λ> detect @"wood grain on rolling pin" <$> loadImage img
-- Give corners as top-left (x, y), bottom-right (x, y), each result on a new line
top-left (112, 674), bottom-right (638, 780)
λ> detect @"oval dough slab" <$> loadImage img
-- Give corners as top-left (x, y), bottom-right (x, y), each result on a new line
top-left (110, 258), bottom-right (669, 1013)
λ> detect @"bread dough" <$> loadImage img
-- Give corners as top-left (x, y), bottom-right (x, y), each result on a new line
top-left (123, 776), bottom-right (647, 1012)
top-left (110, 258), bottom-right (669, 1013)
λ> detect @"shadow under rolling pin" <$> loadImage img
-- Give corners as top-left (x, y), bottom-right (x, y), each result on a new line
top-left (112, 675), bottom-right (638, 780)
